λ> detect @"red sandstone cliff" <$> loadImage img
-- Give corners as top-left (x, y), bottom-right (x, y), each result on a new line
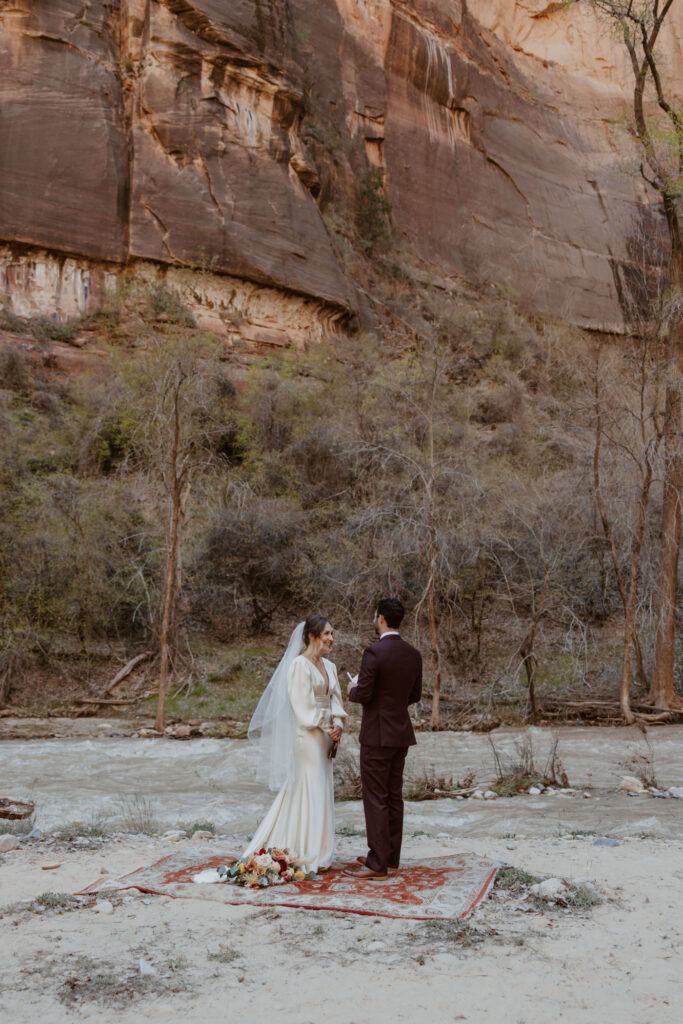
top-left (1, 0), bottom-right (681, 335)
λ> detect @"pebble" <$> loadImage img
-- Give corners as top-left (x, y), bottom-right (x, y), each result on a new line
top-left (667, 787), bottom-right (683, 799)
top-left (28, 828), bottom-right (43, 839)
top-left (191, 830), bottom-right (213, 841)
top-left (483, 790), bottom-right (498, 800)
top-left (0, 835), bottom-right (20, 852)
top-left (162, 830), bottom-right (186, 842)
top-left (139, 957), bottom-right (157, 976)
top-left (527, 787), bottom-right (541, 796)
top-left (94, 899), bottom-right (114, 914)
top-left (471, 790), bottom-right (484, 800)
top-left (593, 837), bottom-right (620, 848)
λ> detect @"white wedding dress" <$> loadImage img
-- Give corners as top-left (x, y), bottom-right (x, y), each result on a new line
top-left (243, 655), bottom-right (347, 873)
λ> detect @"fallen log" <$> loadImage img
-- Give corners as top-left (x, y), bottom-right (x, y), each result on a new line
top-left (102, 652), bottom-right (150, 696)
top-left (74, 697), bottom-right (137, 705)
top-left (0, 797), bottom-right (35, 820)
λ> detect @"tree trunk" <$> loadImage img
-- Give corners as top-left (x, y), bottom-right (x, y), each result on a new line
top-left (155, 385), bottom-right (183, 733)
top-left (520, 633), bottom-right (538, 723)
top-left (651, 222), bottom-right (683, 709)
top-left (428, 582), bottom-right (441, 730)
top-left (651, 384), bottom-right (683, 708)
top-left (155, 481), bottom-right (181, 732)
top-left (620, 617), bottom-right (636, 725)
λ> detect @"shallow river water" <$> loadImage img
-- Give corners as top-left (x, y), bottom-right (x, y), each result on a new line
top-left (2, 724), bottom-right (683, 839)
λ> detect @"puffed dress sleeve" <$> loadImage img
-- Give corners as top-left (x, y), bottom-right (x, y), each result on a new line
top-left (327, 662), bottom-right (348, 730)
top-left (288, 657), bottom-right (330, 730)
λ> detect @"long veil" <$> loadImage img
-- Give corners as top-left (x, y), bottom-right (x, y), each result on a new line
top-left (247, 622), bottom-right (304, 791)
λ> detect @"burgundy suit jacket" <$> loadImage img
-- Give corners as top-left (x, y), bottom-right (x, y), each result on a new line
top-left (348, 634), bottom-right (422, 747)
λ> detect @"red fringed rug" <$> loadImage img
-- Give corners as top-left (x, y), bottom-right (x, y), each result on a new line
top-left (76, 852), bottom-right (498, 921)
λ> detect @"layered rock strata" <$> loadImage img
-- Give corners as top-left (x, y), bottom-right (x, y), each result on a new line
top-left (1, 0), bottom-right (682, 334)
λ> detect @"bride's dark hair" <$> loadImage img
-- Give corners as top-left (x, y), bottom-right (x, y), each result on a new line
top-left (303, 614), bottom-right (328, 646)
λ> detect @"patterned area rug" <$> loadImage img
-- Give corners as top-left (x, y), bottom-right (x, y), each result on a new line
top-left (77, 852), bottom-right (498, 920)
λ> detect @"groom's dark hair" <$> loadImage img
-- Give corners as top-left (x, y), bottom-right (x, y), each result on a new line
top-left (376, 598), bottom-right (404, 629)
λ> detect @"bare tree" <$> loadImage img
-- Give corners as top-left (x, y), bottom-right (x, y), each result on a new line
top-left (591, 342), bottom-right (662, 722)
top-left (127, 333), bottom-right (226, 731)
top-left (350, 337), bottom-right (470, 728)
top-left (586, 0), bottom-right (683, 709)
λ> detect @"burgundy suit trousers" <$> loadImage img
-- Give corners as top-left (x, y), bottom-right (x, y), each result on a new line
top-left (360, 744), bottom-right (408, 872)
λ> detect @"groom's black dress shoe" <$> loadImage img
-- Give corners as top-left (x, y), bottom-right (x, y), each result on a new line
top-left (343, 864), bottom-right (388, 880)
top-left (356, 856), bottom-right (398, 874)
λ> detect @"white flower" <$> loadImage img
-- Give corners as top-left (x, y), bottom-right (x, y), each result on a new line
top-left (254, 853), bottom-right (275, 871)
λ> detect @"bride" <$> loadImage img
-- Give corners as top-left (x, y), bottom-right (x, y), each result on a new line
top-left (243, 614), bottom-right (347, 873)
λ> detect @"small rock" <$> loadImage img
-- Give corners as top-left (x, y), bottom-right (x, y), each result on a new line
top-left (483, 790), bottom-right (498, 800)
top-left (138, 957), bottom-right (157, 976)
top-left (174, 724), bottom-right (192, 738)
top-left (435, 832), bottom-right (449, 838)
top-left (366, 940), bottom-right (386, 952)
top-left (471, 790), bottom-right (485, 800)
top-left (162, 830), bottom-right (186, 842)
top-left (527, 787), bottom-right (541, 796)
top-left (191, 829), bottom-right (213, 841)
top-left (94, 899), bottom-right (114, 914)
top-left (28, 828), bottom-right (43, 839)
top-left (529, 877), bottom-right (567, 901)
top-left (593, 837), bottom-right (620, 848)
top-left (618, 775), bottom-right (646, 795)
top-left (667, 786), bottom-right (683, 799)
top-left (583, 792), bottom-right (592, 799)
top-left (138, 728), bottom-right (162, 738)
top-left (0, 835), bottom-right (20, 852)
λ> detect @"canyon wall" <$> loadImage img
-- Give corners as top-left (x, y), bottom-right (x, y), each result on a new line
top-left (1, 0), bottom-right (682, 337)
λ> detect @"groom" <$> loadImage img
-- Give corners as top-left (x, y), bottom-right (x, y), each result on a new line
top-left (343, 598), bottom-right (422, 880)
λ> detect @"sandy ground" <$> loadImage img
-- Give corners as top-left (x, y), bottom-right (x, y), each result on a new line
top-left (2, 726), bottom-right (683, 1023)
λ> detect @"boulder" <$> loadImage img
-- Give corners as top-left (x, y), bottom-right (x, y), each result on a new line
top-left (618, 776), bottom-right (646, 795)
top-left (0, 797), bottom-right (35, 820)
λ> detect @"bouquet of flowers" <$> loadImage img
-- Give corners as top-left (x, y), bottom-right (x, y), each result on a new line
top-left (218, 847), bottom-right (311, 888)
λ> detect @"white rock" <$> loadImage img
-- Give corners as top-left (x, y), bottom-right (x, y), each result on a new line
top-left (191, 829), bottom-right (213, 841)
top-left (366, 940), bottom-right (386, 952)
top-left (138, 958), bottom-right (157, 976)
top-left (94, 899), bottom-right (114, 915)
top-left (471, 790), bottom-right (485, 800)
top-left (618, 775), bottom-right (646, 795)
top-left (483, 790), bottom-right (498, 800)
top-left (162, 830), bottom-right (185, 842)
top-left (529, 878), bottom-right (568, 901)
top-left (0, 835), bottom-right (20, 852)
top-left (527, 786), bottom-right (541, 795)
top-left (667, 786), bottom-right (683, 799)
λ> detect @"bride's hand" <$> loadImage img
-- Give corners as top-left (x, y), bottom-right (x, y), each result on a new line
top-left (327, 725), bottom-right (342, 744)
